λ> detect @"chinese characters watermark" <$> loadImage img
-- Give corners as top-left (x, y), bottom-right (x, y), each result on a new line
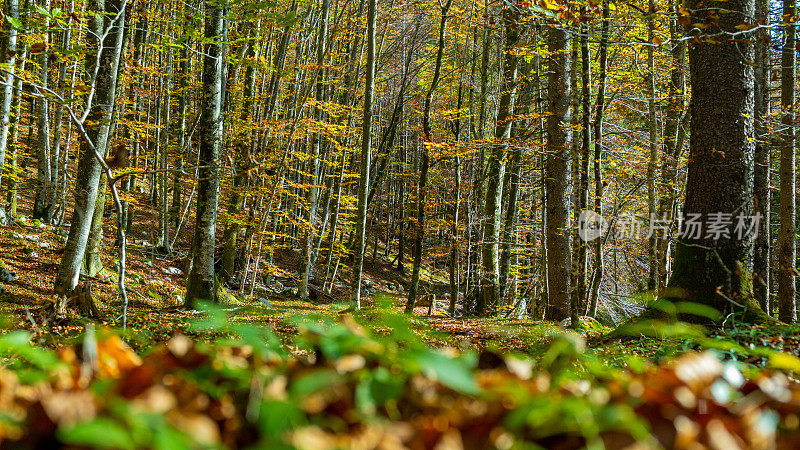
top-left (577, 211), bottom-right (763, 243)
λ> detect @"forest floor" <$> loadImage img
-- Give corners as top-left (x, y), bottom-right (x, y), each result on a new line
top-left (2, 195), bottom-right (800, 368)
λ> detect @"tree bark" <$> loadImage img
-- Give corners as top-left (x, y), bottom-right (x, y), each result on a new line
top-left (778, 0), bottom-right (797, 323)
top-left (481, 0), bottom-right (520, 315)
top-left (185, 0), bottom-right (226, 307)
top-left (300, 0), bottom-right (332, 300)
top-left (587, 0), bottom-right (609, 317)
top-left (646, 0), bottom-right (659, 290)
top-left (753, 0), bottom-right (771, 313)
top-left (54, 0), bottom-right (126, 295)
top-left (544, 14), bottom-right (572, 321)
top-left (0, 0), bottom-right (18, 200)
top-left (656, 0), bottom-right (687, 293)
top-left (406, 0), bottom-right (453, 314)
top-left (351, 0), bottom-right (375, 309)
top-left (32, 0), bottom-right (54, 223)
top-left (221, 39), bottom-right (257, 283)
top-left (667, 0), bottom-right (771, 323)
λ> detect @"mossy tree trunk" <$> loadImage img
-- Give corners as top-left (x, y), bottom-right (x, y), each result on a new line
top-left (667, 0), bottom-right (772, 324)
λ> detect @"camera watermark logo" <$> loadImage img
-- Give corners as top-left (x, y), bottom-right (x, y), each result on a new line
top-left (578, 210), bottom-right (609, 242)
top-left (578, 210), bottom-right (763, 242)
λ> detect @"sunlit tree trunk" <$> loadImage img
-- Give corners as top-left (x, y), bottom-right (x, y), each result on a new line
top-left (0, 0), bottom-right (18, 209)
top-left (221, 38), bottom-right (257, 283)
top-left (5, 7), bottom-right (26, 216)
top-left (157, 47), bottom-right (172, 249)
top-left (657, 0), bottom-right (687, 292)
top-left (481, 0), bottom-right (520, 315)
top-left (32, 0), bottom-right (54, 223)
top-left (646, 0), bottom-right (659, 290)
top-left (575, 8), bottom-right (591, 321)
top-left (55, 0), bottom-right (126, 295)
top-left (185, 0), bottom-right (226, 307)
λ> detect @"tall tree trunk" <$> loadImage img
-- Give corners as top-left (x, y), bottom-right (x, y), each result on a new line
top-left (667, 0), bottom-right (771, 323)
top-left (753, 0), bottom-right (771, 313)
top-left (5, 12), bottom-right (26, 216)
top-left (587, 0), bottom-right (609, 317)
top-left (646, 0), bottom-right (659, 290)
top-left (480, 0), bottom-right (520, 315)
top-left (300, 0), bottom-right (332, 300)
top-left (575, 8), bottom-right (591, 323)
top-left (185, 0), bottom-right (226, 307)
top-left (544, 12), bottom-right (572, 321)
top-left (657, 0), bottom-right (687, 292)
top-left (157, 47), bottom-right (172, 248)
top-left (54, 0), bottom-right (126, 295)
top-left (405, 0), bottom-right (453, 314)
top-left (778, 0), bottom-right (797, 322)
top-left (32, 0), bottom-right (54, 223)
top-left (221, 39), bottom-right (257, 283)
top-left (351, 0), bottom-right (375, 309)
top-left (0, 0), bottom-right (18, 208)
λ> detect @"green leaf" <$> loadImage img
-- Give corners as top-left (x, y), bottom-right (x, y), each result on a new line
top-left (7, 17), bottom-right (24, 30)
top-left (413, 351), bottom-right (479, 395)
top-left (59, 418), bottom-right (134, 450)
top-left (290, 369), bottom-right (342, 398)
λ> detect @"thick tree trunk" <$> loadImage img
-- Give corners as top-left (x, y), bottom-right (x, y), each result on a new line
top-left (667, 0), bottom-right (771, 323)
top-left (54, 0), bottom-right (126, 296)
top-left (82, 180), bottom-right (107, 277)
top-left (185, 0), bottom-right (226, 307)
top-left (544, 16), bottom-right (572, 321)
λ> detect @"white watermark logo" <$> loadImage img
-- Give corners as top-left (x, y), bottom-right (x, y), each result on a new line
top-left (577, 211), bottom-right (762, 242)
top-left (578, 210), bottom-right (609, 242)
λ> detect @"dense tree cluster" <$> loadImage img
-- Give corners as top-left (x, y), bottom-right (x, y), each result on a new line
top-left (0, 0), bottom-right (796, 324)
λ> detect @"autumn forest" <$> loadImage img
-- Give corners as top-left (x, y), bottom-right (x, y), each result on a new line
top-left (2, 0), bottom-right (800, 447)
